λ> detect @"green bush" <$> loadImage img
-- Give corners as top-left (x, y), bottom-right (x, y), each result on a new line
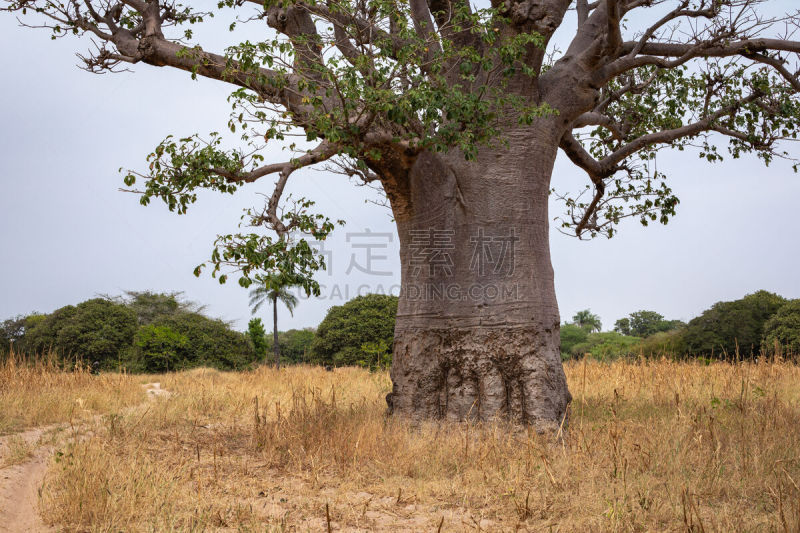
top-left (23, 299), bottom-right (138, 368)
top-left (276, 328), bottom-right (316, 364)
top-left (141, 312), bottom-right (255, 370)
top-left (122, 292), bottom-right (256, 371)
top-left (311, 294), bottom-right (397, 368)
top-left (247, 318), bottom-right (269, 361)
top-left (132, 324), bottom-right (190, 373)
top-left (560, 323), bottom-right (589, 359)
top-left (761, 299), bottom-right (800, 355)
top-left (263, 328), bottom-right (316, 365)
top-left (571, 331), bottom-right (642, 360)
top-left (634, 329), bottom-right (687, 358)
top-left (361, 339), bottom-right (392, 369)
top-left (682, 290), bottom-right (786, 359)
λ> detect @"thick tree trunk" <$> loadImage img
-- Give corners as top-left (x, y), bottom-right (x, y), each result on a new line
top-left (386, 126), bottom-right (572, 428)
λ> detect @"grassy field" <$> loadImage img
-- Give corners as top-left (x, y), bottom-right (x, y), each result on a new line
top-left (0, 354), bottom-right (145, 435)
top-left (1, 355), bottom-right (799, 531)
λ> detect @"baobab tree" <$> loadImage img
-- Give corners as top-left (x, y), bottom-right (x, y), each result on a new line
top-left (4, 0), bottom-right (799, 428)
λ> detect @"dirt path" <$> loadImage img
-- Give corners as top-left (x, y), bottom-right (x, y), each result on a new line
top-left (0, 425), bottom-right (55, 533)
top-left (0, 383), bottom-right (167, 532)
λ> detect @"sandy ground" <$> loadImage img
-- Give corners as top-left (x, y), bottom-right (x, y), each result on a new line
top-left (0, 425), bottom-right (54, 533)
top-left (0, 383), bottom-right (165, 532)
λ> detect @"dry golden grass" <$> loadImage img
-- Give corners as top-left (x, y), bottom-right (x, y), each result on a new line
top-left (13, 358), bottom-right (800, 531)
top-left (0, 434), bottom-right (35, 468)
top-left (0, 352), bottom-right (146, 434)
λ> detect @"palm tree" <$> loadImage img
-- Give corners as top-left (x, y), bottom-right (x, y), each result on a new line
top-left (249, 275), bottom-right (299, 369)
top-left (572, 309), bottom-right (602, 333)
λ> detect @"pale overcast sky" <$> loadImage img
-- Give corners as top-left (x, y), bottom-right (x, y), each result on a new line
top-left (1, 2), bottom-right (798, 332)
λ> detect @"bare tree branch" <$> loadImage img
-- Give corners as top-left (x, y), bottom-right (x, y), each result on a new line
top-left (594, 91), bottom-right (764, 171)
top-left (559, 131), bottom-right (606, 179)
top-left (602, 39), bottom-right (800, 81)
top-left (216, 142), bottom-right (339, 234)
top-left (572, 111), bottom-right (624, 140)
top-left (576, 0), bottom-right (589, 26)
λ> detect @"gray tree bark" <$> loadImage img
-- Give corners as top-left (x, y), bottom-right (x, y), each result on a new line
top-left (385, 123), bottom-right (572, 428)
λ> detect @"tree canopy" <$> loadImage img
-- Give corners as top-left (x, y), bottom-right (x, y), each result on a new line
top-left (4, 0), bottom-right (798, 287)
top-left (681, 290), bottom-right (786, 358)
top-left (121, 290), bottom-right (200, 324)
top-left (761, 299), bottom-right (800, 354)
top-left (311, 293), bottom-right (397, 368)
top-left (140, 310), bottom-right (254, 370)
top-left (614, 310), bottom-right (684, 337)
top-left (22, 299), bottom-right (138, 367)
top-left (572, 309), bottom-right (602, 332)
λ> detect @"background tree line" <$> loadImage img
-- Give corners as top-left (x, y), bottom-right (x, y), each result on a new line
top-left (2, 289), bottom-right (798, 372)
top-left (0, 292), bottom-right (398, 372)
top-left (0, 292), bottom-right (256, 372)
top-left (561, 290), bottom-right (800, 361)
